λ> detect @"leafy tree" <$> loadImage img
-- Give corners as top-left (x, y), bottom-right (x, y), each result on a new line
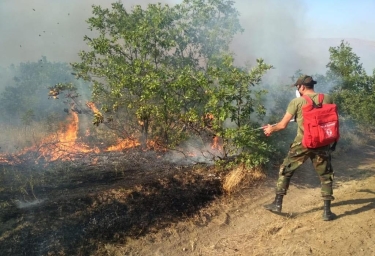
top-left (72, 0), bottom-right (274, 167)
top-left (71, 0), bottom-right (242, 145)
top-left (324, 40), bottom-right (375, 127)
top-left (326, 40), bottom-right (371, 92)
top-left (205, 56), bottom-right (273, 165)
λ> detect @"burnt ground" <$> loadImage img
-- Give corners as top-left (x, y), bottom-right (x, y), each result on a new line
top-left (0, 150), bottom-right (224, 256)
top-left (1, 140), bottom-right (375, 256)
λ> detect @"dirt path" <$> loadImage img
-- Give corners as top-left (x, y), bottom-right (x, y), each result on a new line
top-left (118, 145), bottom-right (375, 256)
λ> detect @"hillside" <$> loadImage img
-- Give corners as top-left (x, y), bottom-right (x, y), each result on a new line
top-left (1, 135), bottom-right (374, 255)
top-left (111, 140), bottom-right (375, 256)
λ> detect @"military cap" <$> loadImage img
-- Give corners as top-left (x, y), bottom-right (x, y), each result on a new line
top-left (292, 75), bottom-right (316, 87)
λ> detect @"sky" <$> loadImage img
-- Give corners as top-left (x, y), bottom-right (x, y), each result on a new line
top-left (303, 0), bottom-right (375, 41)
top-left (0, 0), bottom-right (374, 76)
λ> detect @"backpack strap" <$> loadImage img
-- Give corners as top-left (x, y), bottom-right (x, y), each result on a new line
top-left (318, 93), bottom-right (324, 105)
top-left (302, 95), bottom-right (313, 105)
top-left (330, 141), bottom-right (337, 151)
top-left (302, 94), bottom-right (324, 108)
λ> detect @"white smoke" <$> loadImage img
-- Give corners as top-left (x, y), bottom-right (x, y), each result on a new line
top-left (1, 0), bottom-right (373, 77)
top-left (0, 0), bottom-right (172, 68)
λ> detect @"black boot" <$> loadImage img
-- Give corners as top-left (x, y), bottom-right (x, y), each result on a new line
top-left (264, 194), bottom-right (283, 213)
top-left (322, 200), bottom-right (336, 221)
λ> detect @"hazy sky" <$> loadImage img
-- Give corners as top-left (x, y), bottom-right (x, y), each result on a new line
top-left (0, 0), bottom-right (374, 75)
top-left (303, 0), bottom-right (375, 41)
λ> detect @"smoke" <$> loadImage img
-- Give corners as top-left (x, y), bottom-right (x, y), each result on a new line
top-left (164, 137), bottom-right (224, 165)
top-left (1, 0), bottom-right (373, 77)
top-left (14, 199), bottom-right (46, 209)
top-left (232, 1), bottom-right (305, 72)
top-left (0, 0), bottom-right (176, 68)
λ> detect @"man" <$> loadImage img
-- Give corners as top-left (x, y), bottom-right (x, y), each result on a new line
top-left (263, 75), bottom-right (336, 221)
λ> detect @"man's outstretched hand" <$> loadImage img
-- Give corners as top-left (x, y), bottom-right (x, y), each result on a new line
top-left (263, 124), bottom-right (273, 137)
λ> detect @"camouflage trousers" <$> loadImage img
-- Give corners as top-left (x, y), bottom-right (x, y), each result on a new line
top-left (276, 141), bottom-right (335, 200)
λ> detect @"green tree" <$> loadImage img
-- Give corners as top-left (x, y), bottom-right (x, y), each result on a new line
top-left (205, 56), bottom-right (273, 165)
top-left (326, 40), bottom-right (371, 92)
top-left (72, 0), bottom-right (243, 146)
top-left (72, 0), bottom-right (274, 167)
top-left (325, 40), bottom-right (375, 127)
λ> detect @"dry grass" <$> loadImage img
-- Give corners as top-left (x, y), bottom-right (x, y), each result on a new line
top-left (0, 123), bottom-right (48, 153)
top-left (95, 243), bottom-right (126, 256)
top-left (222, 165), bottom-right (266, 194)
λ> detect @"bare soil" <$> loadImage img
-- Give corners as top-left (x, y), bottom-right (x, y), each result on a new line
top-left (1, 142), bottom-right (374, 256)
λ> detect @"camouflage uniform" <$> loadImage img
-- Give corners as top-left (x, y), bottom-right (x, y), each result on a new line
top-left (276, 92), bottom-right (335, 200)
top-left (276, 141), bottom-right (334, 200)
top-left (265, 76), bottom-right (336, 220)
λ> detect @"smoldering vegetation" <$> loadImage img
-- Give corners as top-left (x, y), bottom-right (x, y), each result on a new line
top-left (0, 151), bottom-right (224, 255)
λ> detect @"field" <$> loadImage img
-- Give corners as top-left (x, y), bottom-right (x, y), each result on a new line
top-left (0, 132), bottom-right (374, 255)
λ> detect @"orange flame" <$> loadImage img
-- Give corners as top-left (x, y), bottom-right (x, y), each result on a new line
top-left (35, 112), bottom-right (100, 162)
top-left (86, 101), bottom-right (99, 113)
top-left (211, 136), bottom-right (222, 150)
top-left (106, 138), bottom-right (141, 151)
top-left (0, 101), bottom-right (166, 165)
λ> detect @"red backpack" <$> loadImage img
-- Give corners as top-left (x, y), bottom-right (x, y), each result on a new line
top-left (301, 94), bottom-right (340, 148)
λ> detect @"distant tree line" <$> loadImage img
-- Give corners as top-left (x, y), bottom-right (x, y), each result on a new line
top-left (0, 56), bottom-right (76, 126)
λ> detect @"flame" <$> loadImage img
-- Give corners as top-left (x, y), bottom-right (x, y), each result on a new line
top-left (0, 101), bottom-right (165, 165)
top-left (211, 136), bottom-right (222, 150)
top-left (205, 113), bottom-right (214, 120)
top-left (60, 111), bottom-right (79, 144)
top-left (203, 113), bottom-right (222, 151)
top-left (36, 112), bottom-right (99, 162)
top-left (211, 136), bottom-right (220, 149)
top-left (86, 101), bottom-right (143, 152)
top-left (0, 112), bottom-right (102, 164)
top-left (106, 138), bottom-right (141, 151)
top-left (86, 101), bottom-right (99, 113)
top-left (146, 139), bottom-right (167, 151)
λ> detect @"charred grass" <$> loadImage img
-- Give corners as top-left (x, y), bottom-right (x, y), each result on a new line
top-left (0, 149), bottom-right (227, 256)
